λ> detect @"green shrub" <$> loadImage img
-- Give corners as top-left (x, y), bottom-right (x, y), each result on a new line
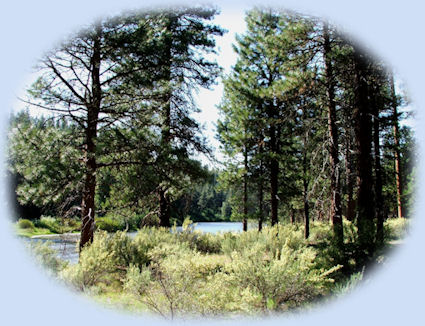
top-left (332, 271), bottom-right (364, 296)
top-left (309, 221), bottom-right (332, 244)
top-left (138, 213), bottom-right (160, 227)
top-left (96, 216), bottom-right (125, 232)
top-left (384, 218), bottom-right (409, 241)
top-left (123, 264), bottom-right (152, 297)
top-left (126, 214), bottom-right (144, 230)
top-left (189, 232), bottom-right (222, 254)
top-left (17, 219), bottom-right (35, 229)
top-left (132, 227), bottom-right (176, 265)
top-left (35, 216), bottom-right (62, 233)
top-left (221, 224), bottom-right (305, 258)
top-left (28, 241), bottom-right (67, 276)
top-left (177, 230), bottom-right (222, 255)
top-left (227, 241), bottom-right (341, 311)
top-left (60, 231), bottom-right (117, 291)
top-left (62, 218), bottom-right (81, 232)
top-left (55, 224), bottom-right (350, 316)
top-left (125, 243), bottom-right (248, 317)
top-left (106, 231), bottom-right (143, 271)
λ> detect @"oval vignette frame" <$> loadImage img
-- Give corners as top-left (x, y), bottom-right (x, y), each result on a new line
top-left (0, 1), bottom-right (423, 326)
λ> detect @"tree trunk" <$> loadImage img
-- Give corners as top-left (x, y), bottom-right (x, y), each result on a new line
top-left (353, 50), bottom-right (375, 256)
top-left (390, 74), bottom-right (404, 218)
top-left (302, 105), bottom-right (310, 239)
top-left (257, 143), bottom-right (264, 231)
top-left (80, 133), bottom-right (97, 252)
top-left (80, 25), bottom-right (101, 252)
top-left (270, 158), bottom-right (279, 226)
top-left (345, 135), bottom-right (356, 221)
top-left (243, 145), bottom-right (248, 232)
top-left (303, 153), bottom-right (310, 239)
top-left (258, 181), bottom-right (263, 231)
top-left (158, 25), bottom-right (174, 228)
top-left (323, 22), bottom-right (343, 246)
top-left (372, 88), bottom-right (384, 244)
top-left (258, 154), bottom-right (264, 231)
top-left (269, 119), bottom-right (279, 226)
top-left (159, 188), bottom-right (171, 227)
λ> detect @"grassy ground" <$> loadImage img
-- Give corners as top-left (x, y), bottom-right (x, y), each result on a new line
top-left (15, 225), bottom-right (55, 238)
top-left (14, 217), bottom-right (81, 238)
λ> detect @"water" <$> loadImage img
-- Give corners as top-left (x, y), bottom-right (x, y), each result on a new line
top-left (175, 221), bottom-right (243, 233)
top-left (26, 222), bottom-right (243, 264)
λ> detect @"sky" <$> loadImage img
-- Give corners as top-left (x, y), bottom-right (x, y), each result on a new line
top-left (192, 8), bottom-right (247, 167)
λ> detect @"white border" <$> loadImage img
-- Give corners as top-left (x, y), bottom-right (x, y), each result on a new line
top-left (1, 1), bottom-right (423, 325)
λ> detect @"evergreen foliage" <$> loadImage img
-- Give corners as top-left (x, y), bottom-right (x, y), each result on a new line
top-left (8, 6), bottom-right (416, 319)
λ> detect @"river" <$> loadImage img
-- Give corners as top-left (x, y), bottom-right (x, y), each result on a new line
top-left (26, 221), bottom-right (243, 264)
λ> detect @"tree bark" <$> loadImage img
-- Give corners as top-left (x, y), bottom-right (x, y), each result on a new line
top-left (258, 182), bottom-right (263, 231)
top-left (158, 188), bottom-right (171, 227)
top-left (80, 24), bottom-right (102, 252)
top-left (269, 119), bottom-right (279, 226)
top-left (243, 145), bottom-right (248, 232)
top-left (372, 87), bottom-right (384, 244)
top-left (323, 22), bottom-right (343, 246)
top-left (158, 97), bottom-right (172, 228)
top-left (158, 26), bottom-right (173, 227)
top-left (303, 148), bottom-right (310, 239)
top-left (258, 154), bottom-right (264, 231)
top-left (353, 50), bottom-right (375, 256)
top-left (345, 135), bottom-right (356, 221)
top-left (270, 158), bottom-right (279, 226)
top-left (390, 74), bottom-right (404, 218)
top-left (290, 208), bottom-right (295, 224)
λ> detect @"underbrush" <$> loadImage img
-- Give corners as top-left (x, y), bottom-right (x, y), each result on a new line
top-left (383, 218), bottom-right (409, 241)
top-left (16, 216), bottom-right (80, 237)
top-left (30, 218), bottom-right (408, 318)
top-left (56, 222), bottom-right (342, 317)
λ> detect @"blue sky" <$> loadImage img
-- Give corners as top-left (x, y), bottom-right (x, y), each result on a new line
top-left (192, 7), bottom-right (247, 167)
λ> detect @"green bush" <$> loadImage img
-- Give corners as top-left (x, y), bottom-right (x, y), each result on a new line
top-left (221, 224), bottom-right (305, 258)
top-left (124, 242), bottom-right (249, 317)
top-left (225, 239), bottom-right (341, 311)
top-left (309, 221), bottom-right (332, 244)
top-left (62, 218), bottom-right (81, 231)
top-left (190, 232), bottom-right (222, 254)
top-left (28, 241), bottom-right (67, 276)
top-left (60, 231), bottom-right (117, 291)
top-left (123, 264), bottom-right (152, 297)
top-left (332, 271), bottom-right (364, 297)
top-left (17, 219), bottom-right (35, 229)
top-left (35, 216), bottom-right (62, 233)
top-left (96, 216), bottom-right (125, 232)
top-left (56, 224), bottom-right (349, 316)
top-left (132, 227), bottom-right (176, 266)
top-left (106, 231), bottom-right (143, 271)
top-left (138, 213), bottom-right (160, 228)
top-left (384, 218), bottom-right (409, 241)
